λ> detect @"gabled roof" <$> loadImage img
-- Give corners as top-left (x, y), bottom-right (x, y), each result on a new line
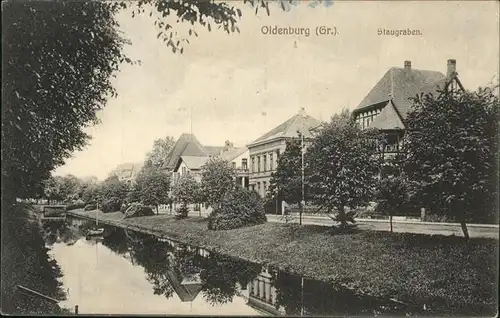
top-left (178, 156), bottom-right (209, 170)
top-left (354, 66), bottom-right (446, 119)
top-left (164, 270), bottom-right (202, 302)
top-left (248, 110), bottom-right (322, 147)
top-left (370, 100), bottom-right (405, 130)
top-left (221, 147), bottom-right (248, 162)
top-left (204, 146), bottom-right (225, 156)
top-left (163, 134), bottom-right (208, 171)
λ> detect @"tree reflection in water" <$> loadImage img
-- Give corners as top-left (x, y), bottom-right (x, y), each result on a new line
top-left (197, 253), bottom-right (261, 306)
top-left (101, 227), bottom-right (262, 306)
top-left (50, 219), bottom-right (415, 315)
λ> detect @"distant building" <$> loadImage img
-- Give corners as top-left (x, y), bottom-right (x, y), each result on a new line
top-left (352, 59), bottom-right (464, 158)
top-left (246, 108), bottom-right (322, 198)
top-left (162, 133), bottom-right (250, 188)
top-left (109, 162), bottom-right (144, 185)
top-left (221, 145), bottom-right (250, 188)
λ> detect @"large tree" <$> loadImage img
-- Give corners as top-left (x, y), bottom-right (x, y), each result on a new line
top-left (143, 137), bottom-right (176, 170)
top-left (268, 138), bottom-right (304, 210)
top-left (201, 157), bottom-right (236, 208)
top-left (2, 1), bottom-right (132, 203)
top-left (133, 168), bottom-right (171, 213)
top-left (306, 109), bottom-right (380, 227)
top-left (403, 84), bottom-right (499, 239)
top-left (171, 174), bottom-right (201, 217)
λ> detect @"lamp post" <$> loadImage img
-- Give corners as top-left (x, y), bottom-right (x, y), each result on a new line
top-left (300, 131), bottom-right (305, 226)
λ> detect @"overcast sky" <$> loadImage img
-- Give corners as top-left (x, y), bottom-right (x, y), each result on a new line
top-left (53, 0), bottom-right (499, 180)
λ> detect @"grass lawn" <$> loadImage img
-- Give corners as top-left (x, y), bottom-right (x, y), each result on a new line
top-left (69, 209), bottom-right (498, 315)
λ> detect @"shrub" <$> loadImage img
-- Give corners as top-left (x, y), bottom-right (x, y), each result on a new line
top-left (83, 204), bottom-right (97, 211)
top-left (423, 213), bottom-right (452, 223)
top-left (101, 197), bottom-right (122, 213)
top-left (123, 202), bottom-right (154, 219)
top-left (120, 202), bottom-right (131, 213)
top-left (208, 187), bottom-right (267, 231)
top-left (175, 205), bottom-right (189, 219)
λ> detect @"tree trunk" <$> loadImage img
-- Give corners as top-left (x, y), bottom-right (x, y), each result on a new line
top-left (390, 215), bottom-right (393, 233)
top-left (460, 220), bottom-right (470, 240)
top-left (338, 205), bottom-right (349, 228)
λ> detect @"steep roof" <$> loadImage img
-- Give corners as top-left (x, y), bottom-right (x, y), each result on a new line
top-left (164, 270), bottom-right (202, 302)
top-left (248, 110), bottom-right (322, 147)
top-left (179, 156), bottom-right (209, 170)
top-left (163, 134), bottom-right (208, 170)
top-left (221, 147), bottom-right (248, 162)
top-left (355, 67), bottom-right (446, 119)
top-left (370, 100), bottom-right (405, 130)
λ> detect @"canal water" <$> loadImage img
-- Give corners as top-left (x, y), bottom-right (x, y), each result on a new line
top-left (42, 217), bottom-right (413, 316)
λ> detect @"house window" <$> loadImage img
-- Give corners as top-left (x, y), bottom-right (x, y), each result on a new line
top-left (182, 167), bottom-right (187, 175)
top-left (263, 181), bottom-right (267, 196)
top-left (232, 162), bottom-right (236, 169)
top-left (269, 153), bottom-right (273, 170)
top-left (242, 158), bottom-right (248, 170)
top-left (263, 154), bottom-right (267, 172)
top-left (257, 156), bottom-right (261, 173)
top-left (276, 149), bottom-right (280, 160)
top-left (251, 156), bottom-right (255, 173)
top-left (257, 182), bottom-right (261, 194)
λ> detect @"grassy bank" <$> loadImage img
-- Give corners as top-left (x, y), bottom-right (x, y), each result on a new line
top-left (70, 209), bottom-right (498, 315)
top-left (1, 203), bottom-right (70, 315)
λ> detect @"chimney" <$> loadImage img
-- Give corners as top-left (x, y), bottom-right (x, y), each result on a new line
top-left (404, 60), bottom-right (411, 72)
top-left (298, 107), bottom-right (306, 117)
top-left (447, 59), bottom-right (456, 78)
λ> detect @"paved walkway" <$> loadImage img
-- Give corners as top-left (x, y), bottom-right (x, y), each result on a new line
top-left (266, 214), bottom-right (499, 239)
top-left (74, 208), bottom-right (498, 239)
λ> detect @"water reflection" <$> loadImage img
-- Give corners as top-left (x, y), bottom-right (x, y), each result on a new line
top-left (44, 218), bottom-right (416, 316)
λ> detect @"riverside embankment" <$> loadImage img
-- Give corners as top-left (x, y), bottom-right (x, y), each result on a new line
top-left (67, 209), bottom-right (498, 316)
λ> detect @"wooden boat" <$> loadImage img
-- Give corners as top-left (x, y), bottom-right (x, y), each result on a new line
top-left (87, 228), bottom-right (104, 236)
top-left (86, 207), bottom-right (104, 237)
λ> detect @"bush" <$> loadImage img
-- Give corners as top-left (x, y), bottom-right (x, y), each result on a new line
top-left (120, 202), bottom-right (131, 213)
top-left (208, 187), bottom-right (267, 231)
top-left (423, 213), bottom-right (452, 223)
top-left (101, 197), bottom-right (122, 213)
top-left (175, 205), bottom-right (189, 219)
top-left (83, 204), bottom-right (97, 211)
top-left (123, 202), bottom-right (154, 219)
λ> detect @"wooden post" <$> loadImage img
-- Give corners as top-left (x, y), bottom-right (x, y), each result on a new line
top-left (75, 305), bottom-right (79, 314)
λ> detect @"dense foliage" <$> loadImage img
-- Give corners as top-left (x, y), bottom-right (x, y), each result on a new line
top-left (98, 176), bottom-right (129, 213)
top-left (306, 110), bottom-right (380, 227)
top-left (130, 168), bottom-right (171, 212)
top-left (267, 138), bottom-right (305, 209)
top-left (208, 186), bottom-right (267, 230)
top-left (404, 85), bottom-right (499, 237)
top-left (2, 1), bottom-right (131, 203)
top-left (143, 137), bottom-right (176, 170)
top-left (172, 174), bottom-right (201, 218)
top-left (201, 157), bottom-right (237, 208)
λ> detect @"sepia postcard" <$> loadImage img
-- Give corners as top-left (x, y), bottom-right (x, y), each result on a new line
top-left (1, 0), bottom-right (499, 316)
